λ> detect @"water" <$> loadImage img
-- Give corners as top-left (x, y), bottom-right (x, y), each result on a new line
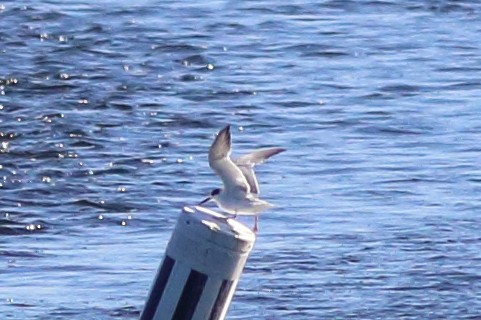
top-left (1, 0), bottom-right (481, 319)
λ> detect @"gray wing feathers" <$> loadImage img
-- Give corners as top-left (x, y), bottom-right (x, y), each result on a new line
top-left (237, 165), bottom-right (260, 194)
top-left (208, 125), bottom-right (231, 162)
top-left (209, 125), bottom-right (250, 193)
top-left (236, 147), bottom-right (286, 166)
top-left (235, 147), bottom-right (285, 195)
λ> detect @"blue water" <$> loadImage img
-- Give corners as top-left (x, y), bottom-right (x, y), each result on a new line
top-left (2, 0), bottom-right (481, 319)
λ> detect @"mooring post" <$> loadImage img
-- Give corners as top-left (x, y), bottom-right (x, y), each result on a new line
top-left (140, 206), bottom-right (256, 320)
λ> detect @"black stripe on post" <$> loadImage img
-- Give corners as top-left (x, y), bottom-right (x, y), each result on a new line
top-left (209, 279), bottom-right (234, 320)
top-left (140, 255), bottom-right (175, 320)
top-left (172, 269), bottom-right (208, 320)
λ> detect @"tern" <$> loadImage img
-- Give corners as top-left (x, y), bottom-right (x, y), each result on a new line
top-left (199, 125), bottom-right (285, 232)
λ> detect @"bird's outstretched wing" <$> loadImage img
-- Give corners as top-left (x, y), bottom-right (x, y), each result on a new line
top-left (209, 125), bottom-right (250, 193)
top-left (235, 147), bottom-right (285, 194)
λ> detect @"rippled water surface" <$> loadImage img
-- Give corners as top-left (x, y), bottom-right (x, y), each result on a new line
top-left (2, 0), bottom-right (481, 319)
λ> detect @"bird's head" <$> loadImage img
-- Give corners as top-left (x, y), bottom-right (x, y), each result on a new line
top-left (198, 188), bottom-right (222, 205)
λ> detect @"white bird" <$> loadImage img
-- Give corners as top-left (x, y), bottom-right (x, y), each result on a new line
top-left (199, 125), bottom-right (285, 232)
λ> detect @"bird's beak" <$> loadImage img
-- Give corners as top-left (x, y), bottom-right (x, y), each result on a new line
top-left (198, 196), bottom-right (211, 205)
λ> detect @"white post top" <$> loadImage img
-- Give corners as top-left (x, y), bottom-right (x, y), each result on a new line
top-left (180, 206), bottom-right (256, 253)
